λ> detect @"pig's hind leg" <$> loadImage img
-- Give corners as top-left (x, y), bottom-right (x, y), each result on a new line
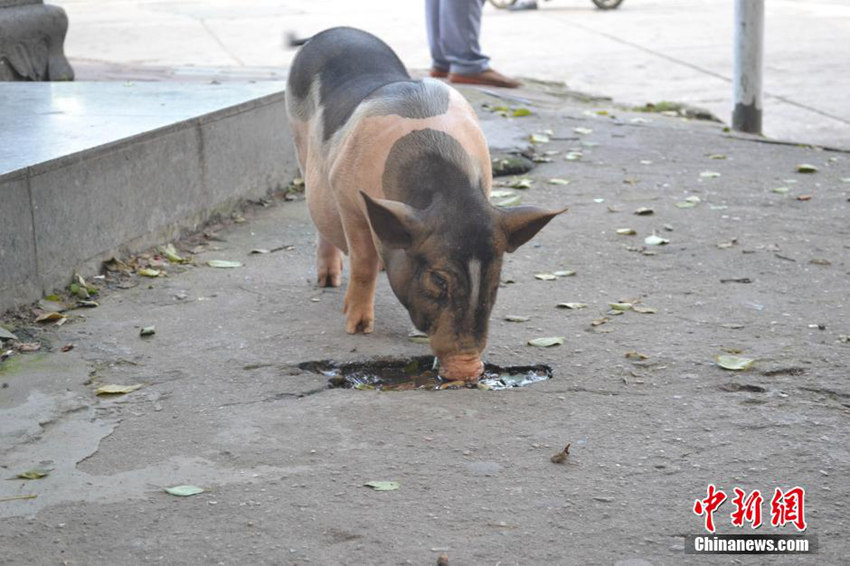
top-left (317, 236), bottom-right (344, 287)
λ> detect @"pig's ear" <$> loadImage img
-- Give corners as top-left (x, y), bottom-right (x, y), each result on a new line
top-left (361, 191), bottom-right (424, 249)
top-left (498, 206), bottom-right (567, 253)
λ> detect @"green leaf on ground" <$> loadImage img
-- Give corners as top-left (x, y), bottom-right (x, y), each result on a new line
top-left (573, 127), bottom-right (593, 135)
top-left (364, 481), bottom-right (400, 491)
top-left (553, 270), bottom-right (576, 277)
top-left (15, 468), bottom-right (51, 480)
top-left (164, 485), bottom-right (205, 497)
top-left (557, 302), bottom-right (587, 310)
top-left (509, 177), bottom-right (533, 189)
top-left (564, 152), bottom-right (583, 161)
top-left (159, 244), bottom-right (185, 263)
top-left (512, 107), bottom-right (532, 117)
top-left (700, 171), bottom-right (721, 178)
top-left (796, 163), bottom-right (818, 173)
top-left (528, 336), bottom-right (565, 348)
top-left (207, 260), bottom-right (242, 269)
top-left (96, 383), bottom-right (143, 395)
top-left (617, 228), bottom-right (637, 235)
top-left (530, 133), bottom-right (550, 144)
top-left (771, 187), bottom-right (790, 194)
top-left (138, 268), bottom-right (162, 278)
top-left (490, 189), bottom-right (516, 199)
top-left (634, 207), bottom-right (654, 215)
top-left (140, 326), bottom-right (156, 337)
top-left (505, 315), bottom-right (530, 322)
top-left (608, 302), bottom-right (633, 311)
top-left (547, 178), bottom-right (570, 186)
top-left (70, 282), bottom-right (89, 299)
top-left (715, 355), bottom-right (755, 371)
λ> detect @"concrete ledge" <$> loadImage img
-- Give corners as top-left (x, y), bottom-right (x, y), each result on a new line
top-left (0, 82), bottom-right (297, 313)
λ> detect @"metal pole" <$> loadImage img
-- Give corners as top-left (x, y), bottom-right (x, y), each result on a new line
top-left (732, 0), bottom-right (764, 134)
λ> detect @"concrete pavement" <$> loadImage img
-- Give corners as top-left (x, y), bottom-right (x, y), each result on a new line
top-left (57, 0), bottom-right (850, 149)
top-left (2, 81), bottom-right (849, 564)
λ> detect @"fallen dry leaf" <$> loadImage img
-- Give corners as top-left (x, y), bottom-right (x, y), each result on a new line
top-left (96, 383), bottom-right (143, 395)
top-left (35, 312), bottom-right (66, 324)
top-left (207, 260), bottom-right (242, 269)
top-left (364, 481), bottom-right (400, 491)
top-left (557, 302), bottom-right (587, 310)
top-left (644, 234), bottom-right (669, 246)
top-left (534, 273), bottom-right (558, 281)
top-left (632, 305), bottom-right (657, 314)
top-left (550, 443), bottom-right (571, 464)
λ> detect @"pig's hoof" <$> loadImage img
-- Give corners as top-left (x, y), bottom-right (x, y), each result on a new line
top-left (345, 315), bottom-right (374, 334)
top-left (317, 271), bottom-right (342, 287)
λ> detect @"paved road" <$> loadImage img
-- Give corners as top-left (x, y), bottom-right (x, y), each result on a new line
top-left (59, 0), bottom-right (850, 149)
top-left (3, 85), bottom-right (848, 563)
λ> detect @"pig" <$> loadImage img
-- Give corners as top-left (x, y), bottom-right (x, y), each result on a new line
top-left (285, 27), bottom-right (564, 381)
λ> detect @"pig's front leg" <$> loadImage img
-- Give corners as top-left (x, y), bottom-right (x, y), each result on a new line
top-left (341, 219), bottom-right (379, 334)
top-left (317, 235), bottom-right (344, 287)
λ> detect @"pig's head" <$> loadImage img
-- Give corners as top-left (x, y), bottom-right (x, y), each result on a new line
top-left (362, 191), bottom-right (564, 381)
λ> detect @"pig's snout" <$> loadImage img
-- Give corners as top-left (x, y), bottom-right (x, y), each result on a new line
top-left (439, 353), bottom-right (484, 382)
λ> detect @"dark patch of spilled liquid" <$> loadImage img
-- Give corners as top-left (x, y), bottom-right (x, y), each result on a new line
top-left (298, 356), bottom-right (551, 391)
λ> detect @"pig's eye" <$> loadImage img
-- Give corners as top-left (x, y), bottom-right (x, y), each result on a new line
top-left (430, 271), bottom-right (448, 290)
top-left (427, 271), bottom-right (449, 298)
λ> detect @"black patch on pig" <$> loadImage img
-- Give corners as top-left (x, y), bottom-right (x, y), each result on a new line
top-left (286, 27), bottom-right (411, 141)
top-left (366, 80), bottom-right (450, 120)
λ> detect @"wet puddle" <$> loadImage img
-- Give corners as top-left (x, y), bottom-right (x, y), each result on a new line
top-left (299, 356), bottom-right (551, 391)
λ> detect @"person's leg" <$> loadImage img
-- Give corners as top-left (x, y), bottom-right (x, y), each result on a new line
top-left (425, 0), bottom-right (449, 76)
top-left (437, 0), bottom-right (490, 75)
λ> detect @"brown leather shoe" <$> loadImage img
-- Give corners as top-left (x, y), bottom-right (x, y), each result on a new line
top-left (429, 68), bottom-right (449, 78)
top-left (449, 69), bottom-right (521, 88)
